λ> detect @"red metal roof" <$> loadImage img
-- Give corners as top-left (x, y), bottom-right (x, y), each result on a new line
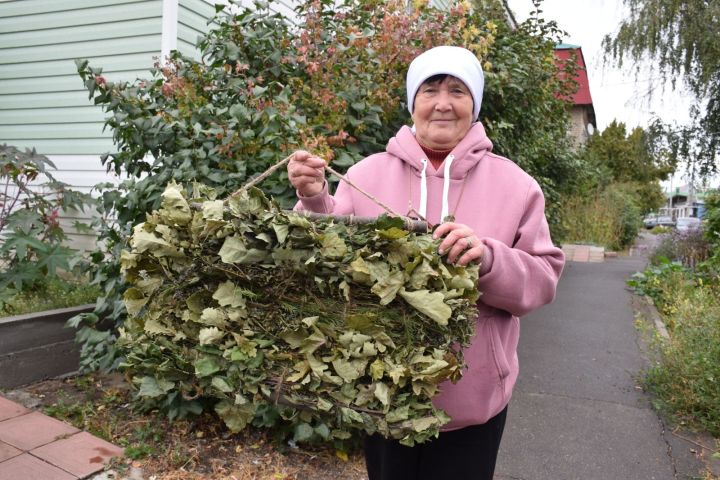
top-left (554, 45), bottom-right (593, 106)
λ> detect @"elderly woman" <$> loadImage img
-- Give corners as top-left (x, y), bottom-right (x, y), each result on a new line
top-left (288, 46), bottom-right (564, 480)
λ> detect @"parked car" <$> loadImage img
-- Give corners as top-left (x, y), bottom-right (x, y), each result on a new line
top-left (656, 215), bottom-right (675, 227)
top-left (675, 216), bottom-right (701, 232)
top-left (643, 215), bottom-right (658, 228)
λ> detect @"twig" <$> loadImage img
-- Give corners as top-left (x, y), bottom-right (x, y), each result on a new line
top-left (273, 367), bottom-right (288, 406)
top-left (263, 381), bottom-right (385, 417)
top-left (0, 177), bottom-right (24, 233)
top-left (121, 419), bottom-right (152, 426)
top-left (671, 428), bottom-right (719, 454)
top-left (218, 153), bottom-right (429, 231)
top-left (323, 163), bottom-right (400, 217)
top-left (296, 211), bottom-right (428, 233)
top-left (229, 153), bottom-right (294, 198)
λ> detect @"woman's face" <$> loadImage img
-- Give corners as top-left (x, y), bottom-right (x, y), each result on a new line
top-left (412, 75), bottom-right (474, 150)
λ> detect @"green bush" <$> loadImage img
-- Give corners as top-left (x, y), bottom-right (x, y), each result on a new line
top-left (628, 190), bottom-right (720, 434)
top-left (560, 182), bottom-right (642, 250)
top-left (649, 229), bottom-right (711, 269)
top-left (642, 284), bottom-right (720, 436)
top-left (627, 258), bottom-right (690, 322)
top-left (0, 144), bottom-right (94, 309)
top-left (72, 0), bottom-right (581, 372)
top-left (704, 192), bottom-right (720, 248)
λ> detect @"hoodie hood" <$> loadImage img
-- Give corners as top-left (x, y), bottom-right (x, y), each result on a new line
top-left (386, 122), bottom-right (494, 179)
top-left (386, 122), bottom-right (494, 220)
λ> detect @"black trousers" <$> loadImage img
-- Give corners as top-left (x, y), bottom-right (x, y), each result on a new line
top-left (364, 406), bottom-right (508, 480)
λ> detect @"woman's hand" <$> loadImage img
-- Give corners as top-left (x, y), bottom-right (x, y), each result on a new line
top-left (433, 222), bottom-right (484, 266)
top-left (288, 150), bottom-right (326, 197)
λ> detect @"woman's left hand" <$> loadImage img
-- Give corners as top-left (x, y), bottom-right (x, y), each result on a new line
top-left (433, 222), bottom-right (484, 266)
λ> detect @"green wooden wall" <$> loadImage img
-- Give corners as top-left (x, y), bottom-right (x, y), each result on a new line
top-left (178, 0), bottom-right (216, 58)
top-left (0, 0), bottom-right (166, 155)
top-left (0, 0), bottom-right (215, 249)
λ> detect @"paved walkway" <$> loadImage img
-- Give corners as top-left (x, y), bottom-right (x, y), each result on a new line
top-left (0, 395), bottom-right (122, 479)
top-left (495, 249), bottom-right (708, 479)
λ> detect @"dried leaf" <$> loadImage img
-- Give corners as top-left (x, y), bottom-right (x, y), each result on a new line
top-left (219, 235), bottom-right (267, 264)
top-left (213, 281), bottom-right (247, 308)
top-left (199, 326), bottom-right (224, 345)
top-left (121, 183), bottom-right (481, 446)
top-left (399, 288), bottom-right (452, 325)
top-left (123, 288), bottom-right (147, 316)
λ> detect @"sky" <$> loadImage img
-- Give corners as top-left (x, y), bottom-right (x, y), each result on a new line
top-left (505, 0), bottom-right (695, 132)
top-left (504, 0), bottom-right (708, 190)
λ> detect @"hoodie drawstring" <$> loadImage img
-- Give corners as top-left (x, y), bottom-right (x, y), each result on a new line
top-left (419, 158), bottom-right (428, 218)
top-left (441, 154), bottom-right (455, 221)
top-left (417, 154), bottom-right (455, 222)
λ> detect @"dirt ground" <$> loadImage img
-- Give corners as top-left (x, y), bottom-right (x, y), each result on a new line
top-left (3, 373), bottom-right (368, 480)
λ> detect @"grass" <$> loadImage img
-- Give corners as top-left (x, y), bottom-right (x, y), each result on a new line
top-left (641, 282), bottom-right (720, 437)
top-left (0, 277), bottom-right (101, 316)
top-left (649, 225), bottom-right (672, 235)
top-left (18, 373), bottom-right (367, 479)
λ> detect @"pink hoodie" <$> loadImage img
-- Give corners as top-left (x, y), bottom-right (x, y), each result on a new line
top-left (296, 122), bottom-right (565, 431)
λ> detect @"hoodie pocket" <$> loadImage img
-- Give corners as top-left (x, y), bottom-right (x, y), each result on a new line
top-left (486, 316), bottom-right (511, 381)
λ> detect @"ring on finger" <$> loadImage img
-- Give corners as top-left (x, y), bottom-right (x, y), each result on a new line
top-left (465, 236), bottom-right (474, 248)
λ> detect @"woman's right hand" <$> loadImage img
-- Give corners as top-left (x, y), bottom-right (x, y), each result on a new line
top-left (288, 150), bottom-right (326, 197)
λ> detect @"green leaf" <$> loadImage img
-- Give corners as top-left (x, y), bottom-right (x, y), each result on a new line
top-left (293, 422), bottom-right (314, 442)
top-left (186, 291), bottom-right (207, 313)
top-left (314, 423), bottom-right (331, 440)
top-left (211, 376), bottom-right (234, 393)
top-left (279, 330), bottom-right (306, 348)
top-left (386, 405), bottom-right (409, 423)
top-left (408, 260), bottom-right (439, 289)
top-left (349, 256), bottom-right (371, 283)
top-left (215, 400), bottom-right (255, 433)
top-left (137, 376), bottom-right (174, 398)
top-left (194, 356), bottom-right (221, 377)
top-left (340, 407), bottom-right (364, 424)
top-left (377, 227), bottom-right (408, 240)
top-left (144, 316), bottom-right (176, 336)
top-left (320, 232), bottom-right (348, 258)
top-left (272, 223), bottom-right (289, 243)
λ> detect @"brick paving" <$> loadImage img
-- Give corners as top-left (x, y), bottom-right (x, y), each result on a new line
top-left (561, 243), bottom-right (607, 263)
top-left (0, 395), bottom-right (122, 480)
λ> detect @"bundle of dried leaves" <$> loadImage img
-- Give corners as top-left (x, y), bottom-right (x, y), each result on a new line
top-left (119, 183), bottom-right (479, 446)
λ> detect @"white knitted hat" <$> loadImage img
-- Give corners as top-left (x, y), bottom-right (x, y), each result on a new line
top-left (406, 46), bottom-right (484, 120)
